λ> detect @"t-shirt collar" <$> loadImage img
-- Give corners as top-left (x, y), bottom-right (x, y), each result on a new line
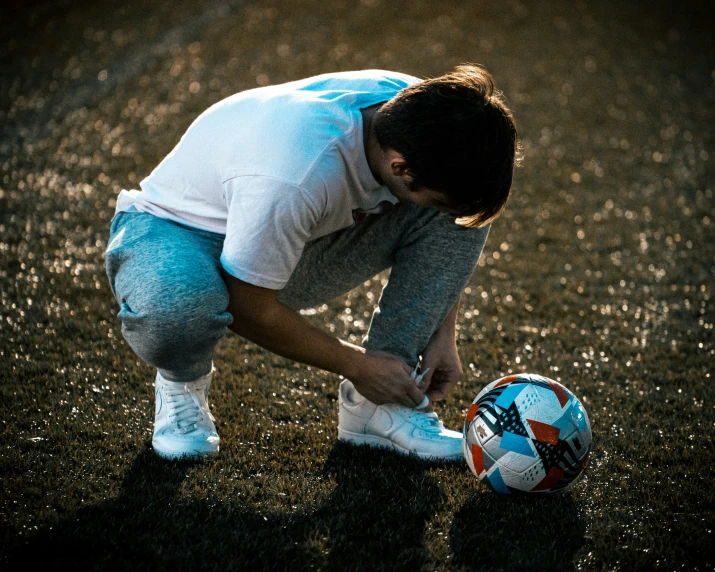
top-left (355, 104), bottom-right (386, 192)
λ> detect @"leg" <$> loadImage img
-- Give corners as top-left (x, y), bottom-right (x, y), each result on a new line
top-left (363, 208), bottom-right (489, 364)
top-left (278, 202), bottom-right (489, 364)
top-left (106, 211), bottom-right (230, 459)
top-left (289, 203), bottom-right (490, 461)
top-left (105, 211), bottom-right (232, 382)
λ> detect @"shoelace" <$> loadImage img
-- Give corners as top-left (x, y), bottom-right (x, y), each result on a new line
top-left (412, 410), bottom-right (445, 433)
top-left (164, 384), bottom-right (215, 434)
top-left (408, 361), bottom-right (441, 433)
top-left (410, 364), bottom-right (431, 410)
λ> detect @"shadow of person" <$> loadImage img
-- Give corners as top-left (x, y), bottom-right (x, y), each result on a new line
top-left (449, 490), bottom-right (586, 571)
top-left (3, 447), bottom-right (317, 570)
top-left (318, 442), bottom-right (445, 570)
top-left (4, 443), bottom-right (444, 571)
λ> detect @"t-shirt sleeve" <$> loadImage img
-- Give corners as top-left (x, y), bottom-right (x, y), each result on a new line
top-left (220, 176), bottom-right (321, 289)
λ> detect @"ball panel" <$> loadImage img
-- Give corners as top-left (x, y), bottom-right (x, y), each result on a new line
top-left (514, 384), bottom-right (541, 416)
top-left (496, 450), bottom-right (540, 474)
top-left (499, 431), bottom-right (537, 459)
top-left (482, 433), bottom-right (508, 461)
top-left (493, 374), bottom-right (521, 388)
top-left (496, 402), bottom-right (529, 437)
top-left (496, 464), bottom-right (531, 493)
top-left (557, 409), bottom-right (581, 440)
top-left (466, 416), bottom-right (495, 447)
top-left (494, 383), bottom-right (528, 410)
top-left (466, 403), bottom-right (479, 422)
top-left (520, 460), bottom-right (547, 487)
top-left (462, 434), bottom-right (471, 466)
top-left (484, 466), bottom-right (511, 494)
top-left (526, 385), bottom-right (568, 425)
top-left (571, 398), bottom-right (590, 433)
top-left (482, 447), bottom-right (497, 473)
top-left (471, 443), bottom-right (485, 475)
top-left (531, 466), bottom-right (565, 491)
top-left (525, 418), bottom-right (560, 445)
top-left (558, 430), bottom-right (591, 469)
top-left (471, 410), bottom-right (500, 446)
top-left (547, 380), bottom-right (570, 407)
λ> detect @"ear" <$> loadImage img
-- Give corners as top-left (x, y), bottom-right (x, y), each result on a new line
top-left (387, 151), bottom-right (409, 178)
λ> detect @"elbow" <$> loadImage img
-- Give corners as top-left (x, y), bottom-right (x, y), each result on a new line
top-left (223, 272), bottom-right (280, 329)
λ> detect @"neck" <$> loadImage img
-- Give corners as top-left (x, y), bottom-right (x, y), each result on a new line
top-left (361, 104), bottom-right (384, 185)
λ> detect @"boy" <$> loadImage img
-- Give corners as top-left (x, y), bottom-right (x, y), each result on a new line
top-left (105, 64), bottom-right (518, 461)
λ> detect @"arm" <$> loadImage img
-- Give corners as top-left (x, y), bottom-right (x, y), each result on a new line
top-left (438, 297), bottom-right (460, 338)
top-left (418, 296), bottom-right (463, 401)
top-left (223, 273), bottom-right (426, 408)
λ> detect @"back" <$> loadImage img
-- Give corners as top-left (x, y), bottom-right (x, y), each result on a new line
top-left (116, 70), bottom-right (420, 234)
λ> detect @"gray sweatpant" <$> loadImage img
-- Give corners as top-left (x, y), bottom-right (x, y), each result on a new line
top-left (105, 203), bottom-right (489, 382)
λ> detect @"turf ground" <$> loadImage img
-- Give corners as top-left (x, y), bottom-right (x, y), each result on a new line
top-left (1, 0), bottom-right (713, 570)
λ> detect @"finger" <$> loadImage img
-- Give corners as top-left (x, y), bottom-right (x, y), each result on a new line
top-left (401, 381), bottom-right (427, 408)
top-left (427, 378), bottom-right (456, 401)
top-left (426, 387), bottom-right (445, 401)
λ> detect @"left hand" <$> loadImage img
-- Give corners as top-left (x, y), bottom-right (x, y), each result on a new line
top-left (417, 329), bottom-right (463, 402)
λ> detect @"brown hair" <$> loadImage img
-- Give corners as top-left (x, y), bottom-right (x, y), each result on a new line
top-left (374, 64), bottom-right (520, 228)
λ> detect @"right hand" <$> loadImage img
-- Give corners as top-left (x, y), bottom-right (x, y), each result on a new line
top-left (348, 349), bottom-right (426, 408)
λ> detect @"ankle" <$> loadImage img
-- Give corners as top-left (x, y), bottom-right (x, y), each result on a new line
top-left (157, 366), bottom-right (214, 385)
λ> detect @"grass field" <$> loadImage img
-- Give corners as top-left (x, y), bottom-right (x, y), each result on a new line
top-left (1, 0), bottom-right (713, 569)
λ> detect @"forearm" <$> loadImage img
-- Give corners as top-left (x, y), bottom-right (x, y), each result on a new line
top-left (228, 299), bottom-right (365, 379)
top-left (435, 296), bottom-right (460, 340)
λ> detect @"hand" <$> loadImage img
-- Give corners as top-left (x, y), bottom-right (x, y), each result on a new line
top-left (348, 349), bottom-right (426, 408)
top-left (418, 331), bottom-right (463, 402)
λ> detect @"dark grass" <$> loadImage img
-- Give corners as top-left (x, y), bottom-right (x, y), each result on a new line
top-left (1, 0), bottom-right (714, 570)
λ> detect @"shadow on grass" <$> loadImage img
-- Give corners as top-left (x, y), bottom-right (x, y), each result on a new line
top-left (450, 490), bottom-right (585, 571)
top-left (319, 442), bottom-right (444, 569)
top-left (4, 443), bottom-right (444, 571)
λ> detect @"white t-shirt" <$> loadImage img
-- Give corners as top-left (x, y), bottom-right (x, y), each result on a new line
top-left (116, 70), bottom-right (420, 289)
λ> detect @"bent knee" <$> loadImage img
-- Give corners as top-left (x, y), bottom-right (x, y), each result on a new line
top-left (122, 269), bottom-right (229, 321)
top-left (119, 301), bottom-right (231, 370)
top-left (116, 275), bottom-right (232, 368)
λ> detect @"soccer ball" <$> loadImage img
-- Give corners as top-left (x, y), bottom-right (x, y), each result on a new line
top-left (463, 373), bottom-right (592, 494)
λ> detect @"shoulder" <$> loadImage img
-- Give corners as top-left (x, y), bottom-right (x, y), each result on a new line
top-left (290, 70), bottom-right (421, 101)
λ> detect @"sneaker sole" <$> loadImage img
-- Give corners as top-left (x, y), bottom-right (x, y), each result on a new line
top-left (338, 428), bottom-right (464, 462)
top-left (152, 441), bottom-right (219, 461)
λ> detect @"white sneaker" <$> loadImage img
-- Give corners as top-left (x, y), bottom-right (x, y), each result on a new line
top-left (337, 379), bottom-right (464, 462)
top-left (152, 370), bottom-right (220, 460)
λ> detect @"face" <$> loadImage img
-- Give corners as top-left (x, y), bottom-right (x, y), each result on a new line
top-left (379, 150), bottom-right (461, 216)
top-left (398, 186), bottom-right (460, 216)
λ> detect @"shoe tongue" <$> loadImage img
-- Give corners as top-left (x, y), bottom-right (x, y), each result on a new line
top-left (416, 411), bottom-right (442, 429)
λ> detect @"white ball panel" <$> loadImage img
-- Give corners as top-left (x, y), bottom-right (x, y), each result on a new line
top-left (498, 465), bottom-right (529, 490)
top-left (514, 384), bottom-right (541, 416)
top-left (520, 460), bottom-right (547, 484)
top-left (496, 450), bottom-right (542, 473)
